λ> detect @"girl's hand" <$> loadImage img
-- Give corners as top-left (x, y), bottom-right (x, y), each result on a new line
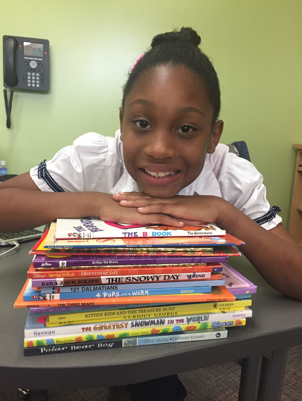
top-left (112, 192), bottom-right (228, 226)
top-left (97, 193), bottom-right (185, 227)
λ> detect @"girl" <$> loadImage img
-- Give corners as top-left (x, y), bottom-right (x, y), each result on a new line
top-left (1, 27), bottom-right (302, 400)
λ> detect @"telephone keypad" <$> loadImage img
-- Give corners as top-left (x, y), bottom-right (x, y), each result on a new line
top-left (27, 72), bottom-right (41, 88)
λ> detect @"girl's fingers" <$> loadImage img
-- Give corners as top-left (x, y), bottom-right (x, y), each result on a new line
top-left (141, 214), bottom-right (184, 227)
top-left (113, 192), bottom-right (151, 201)
top-left (119, 199), bottom-right (154, 207)
top-left (177, 219), bottom-right (206, 226)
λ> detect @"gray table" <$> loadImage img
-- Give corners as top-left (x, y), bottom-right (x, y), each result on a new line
top-left (0, 241), bottom-right (301, 401)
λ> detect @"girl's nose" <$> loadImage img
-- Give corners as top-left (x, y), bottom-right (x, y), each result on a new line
top-left (143, 129), bottom-right (177, 160)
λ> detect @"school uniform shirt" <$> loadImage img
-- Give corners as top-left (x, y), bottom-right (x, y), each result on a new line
top-left (30, 130), bottom-right (282, 230)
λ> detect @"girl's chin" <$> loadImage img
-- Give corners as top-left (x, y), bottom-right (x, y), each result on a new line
top-left (140, 185), bottom-right (179, 199)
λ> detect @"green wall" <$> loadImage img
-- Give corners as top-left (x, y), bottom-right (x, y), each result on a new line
top-left (1, 0), bottom-right (301, 227)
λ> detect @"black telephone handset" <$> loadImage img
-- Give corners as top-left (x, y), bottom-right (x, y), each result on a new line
top-left (3, 35), bottom-right (49, 91)
top-left (3, 37), bottom-right (18, 87)
top-left (2, 35), bottom-right (49, 128)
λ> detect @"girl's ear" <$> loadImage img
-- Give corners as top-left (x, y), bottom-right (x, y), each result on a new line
top-left (119, 107), bottom-right (124, 141)
top-left (207, 120), bottom-right (224, 154)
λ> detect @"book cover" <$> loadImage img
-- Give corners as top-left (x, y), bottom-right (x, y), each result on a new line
top-left (39, 279), bottom-right (224, 294)
top-left (31, 273), bottom-right (223, 287)
top-left (24, 308), bottom-right (252, 338)
top-left (55, 218), bottom-right (227, 239)
top-left (47, 299), bottom-right (252, 326)
top-left (24, 319), bottom-right (246, 347)
top-left (43, 222), bottom-right (244, 249)
top-left (27, 263), bottom-right (224, 279)
top-left (24, 328), bottom-right (228, 355)
top-left (14, 279), bottom-right (236, 308)
top-left (222, 263), bottom-right (257, 295)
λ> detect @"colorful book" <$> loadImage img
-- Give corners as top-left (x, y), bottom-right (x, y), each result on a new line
top-left (44, 222), bottom-right (244, 248)
top-left (24, 285), bottom-right (213, 301)
top-left (46, 299), bottom-right (252, 326)
top-left (24, 319), bottom-right (246, 347)
top-left (14, 279), bottom-right (236, 308)
top-left (31, 273), bottom-right (223, 287)
top-left (38, 279), bottom-right (225, 293)
top-left (24, 308), bottom-right (252, 338)
top-left (31, 228), bottom-right (244, 254)
top-left (24, 328), bottom-right (228, 356)
top-left (32, 254), bottom-right (230, 268)
top-left (222, 263), bottom-right (257, 295)
top-left (27, 263), bottom-right (224, 279)
top-left (29, 304), bottom-right (148, 315)
top-left (55, 218), bottom-right (226, 239)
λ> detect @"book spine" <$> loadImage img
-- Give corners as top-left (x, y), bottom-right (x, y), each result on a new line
top-left (24, 320), bottom-right (242, 348)
top-left (29, 303), bottom-right (162, 314)
top-left (24, 328), bottom-right (228, 356)
top-left (15, 287), bottom-right (236, 308)
top-left (48, 305), bottom-right (249, 327)
top-left (33, 256), bottom-right (222, 268)
top-left (32, 273), bottom-right (223, 287)
top-left (47, 300), bottom-right (252, 325)
top-left (28, 265), bottom-right (223, 279)
top-left (25, 286), bottom-right (212, 301)
top-left (26, 311), bottom-right (251, 337)
top-left (39, 280), bottom-right (222, 293)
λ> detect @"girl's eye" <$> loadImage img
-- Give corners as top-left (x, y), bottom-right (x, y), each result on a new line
top-left (134, 120), bottom-right (150, 129)
top-left (178, 125), bottom-right (195, 134)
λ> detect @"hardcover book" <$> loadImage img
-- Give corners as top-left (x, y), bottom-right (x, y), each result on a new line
top-left (222, 263), bottom-right (257, 295)
top-left (14, 279), bottom-right (236, 308)
top-left (46, 299), bottom-right (252, 326)
top-left (38, 277), bottom-right (225, 292)
top-left (24, 319), bottom-right (246, 347)
top-left (32, 272), bottom-right (223, 287)
top-left (25, 281), bottom-right (213, 301)
top-left (55, 218), bottom-right (226, 239)
top-left (24, 328), bottom-right (228, 356)
top-left (32, 254), bottom-right (230, 268)
top-left (42, 222), bottom-right (243, 250)
top-left (27, 263), bottom-right (224, 279)
top-left (24, 308), bottom-right (251, 338)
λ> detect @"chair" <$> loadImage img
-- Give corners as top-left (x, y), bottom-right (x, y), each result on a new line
top-left (227, 141), bottom-right (251, 162)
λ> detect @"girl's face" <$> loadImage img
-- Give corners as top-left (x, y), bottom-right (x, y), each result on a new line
top-left (120, 65), bottom-right (223, 198)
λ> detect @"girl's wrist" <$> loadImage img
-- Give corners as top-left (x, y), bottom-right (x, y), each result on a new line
top-left (214, 197), bottom-right (239, 230)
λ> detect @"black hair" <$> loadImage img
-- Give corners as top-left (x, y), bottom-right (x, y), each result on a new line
top-left (122, 27), bottom-right (221, 124)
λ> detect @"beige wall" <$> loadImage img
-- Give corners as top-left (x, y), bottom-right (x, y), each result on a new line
top-left (1, 0), bottom-right (301, 227)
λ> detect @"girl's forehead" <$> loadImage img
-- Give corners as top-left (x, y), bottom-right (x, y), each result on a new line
top-left (124, 65), bottom-right (213, 115)
top-left (129, 65), bottom-right (205, 93)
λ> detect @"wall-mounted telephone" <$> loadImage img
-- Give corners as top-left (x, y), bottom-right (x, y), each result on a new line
top-left (3, 35), bottom-right (49, 91)
top-left (3, 35), bottom-right (49, 128)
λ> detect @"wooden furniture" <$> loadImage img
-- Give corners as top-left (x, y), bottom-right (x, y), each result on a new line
top-left (289, 144), bottom-right (302, 246)
top-left (0, 241), bottom-right (302, 401)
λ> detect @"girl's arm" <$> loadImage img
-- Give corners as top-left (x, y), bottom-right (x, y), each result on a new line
top-left (0, 173), bottom-right (183, 232)
top-left (216, 200), bottom-right (302, 302)
top-left (114, 193), bottom-right (302, 302)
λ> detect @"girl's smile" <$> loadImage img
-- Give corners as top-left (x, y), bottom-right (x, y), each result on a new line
top-left (120, 65), bottom-right (223, 198)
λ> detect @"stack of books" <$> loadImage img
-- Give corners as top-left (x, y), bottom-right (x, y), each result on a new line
top-left (14, 218), bottom-right (257, 356)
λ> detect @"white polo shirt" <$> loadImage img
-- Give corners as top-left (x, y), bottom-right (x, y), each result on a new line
top-left (30, 130), bottom-right (282, 230)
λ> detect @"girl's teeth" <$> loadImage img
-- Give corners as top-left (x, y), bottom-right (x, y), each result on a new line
top-left (144, 169), bottom-right (175, 178)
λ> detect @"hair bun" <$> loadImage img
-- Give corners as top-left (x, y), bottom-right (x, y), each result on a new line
top-left (151, 27), bottom-right (201, 48)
